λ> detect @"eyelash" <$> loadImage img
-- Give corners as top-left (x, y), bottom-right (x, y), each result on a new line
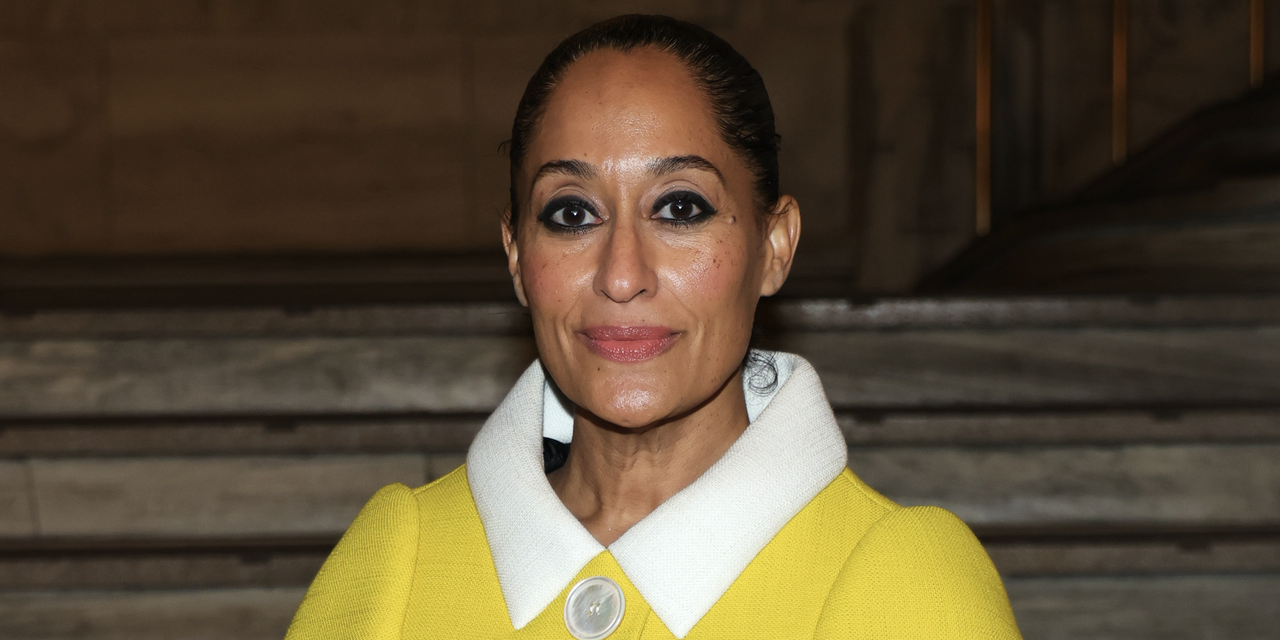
top-left (535, 196), bottom-right (601, 234)
top-left (652, 190), bottom-right (717, 226)
top-left (533, 190), bottom-right (717, 234)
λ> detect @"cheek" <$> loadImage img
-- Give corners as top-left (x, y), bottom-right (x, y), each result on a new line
top-left (520, 241), bottom-right (594, 312)
top-left (665, 231), bottom-right (757, 310)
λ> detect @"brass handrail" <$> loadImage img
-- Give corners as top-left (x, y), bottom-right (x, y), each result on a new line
top-left (1112, 0), bottom-right (1130, 166)
top-left (975, 0), bottom-right (993, 236)
top-left (1252, 0), bottom-right (1266, 88)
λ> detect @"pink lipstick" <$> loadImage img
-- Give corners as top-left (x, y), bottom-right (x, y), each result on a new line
top-left (580, 326), bottom-right (679, 363)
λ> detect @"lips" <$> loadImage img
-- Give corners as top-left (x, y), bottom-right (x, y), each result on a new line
top-left (580, 326), bottom-right (679, 363)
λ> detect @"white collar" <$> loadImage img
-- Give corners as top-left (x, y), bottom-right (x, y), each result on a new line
top-left (466, 352), bottom-right (848, 638)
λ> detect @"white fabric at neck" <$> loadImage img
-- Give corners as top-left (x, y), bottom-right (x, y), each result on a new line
top-left (466, 352), bottom-right (848, 638)
top-left (542, 354), bottom-right (794, 443)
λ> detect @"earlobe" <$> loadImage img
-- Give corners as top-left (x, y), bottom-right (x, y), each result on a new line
top-left (759, 196), bottom-right (801, 297)
top-left (502, 212), bottom-right (530, 307)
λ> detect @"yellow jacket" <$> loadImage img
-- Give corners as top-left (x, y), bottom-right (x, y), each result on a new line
top-left (287, 354), bottom-right (1022, 639)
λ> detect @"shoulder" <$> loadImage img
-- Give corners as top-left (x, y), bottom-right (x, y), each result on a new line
top-left (761, 468), bottom-right (898, 571)
top-left (316, 480), bottom-right (427, 583)
top-left (814, 504), bottom-right (1022, 639)
top-left (855, 505), bottom-right (989, 566)
top-left (409, 463), bottom-right (474, 514)
top-left (830, 467), bottom-right (900, 511)
top-left (795, 468), bottom-right (900, 542)
top-left (406, 465), bottom-right (494, 561)
top-left (325, 464), bottom-right (475, 555)
top-left (286, 466), bottom-right (475, 640)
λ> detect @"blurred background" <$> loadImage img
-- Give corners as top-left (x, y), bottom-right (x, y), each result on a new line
top-left (2, 0), bottom-right (1279, 638)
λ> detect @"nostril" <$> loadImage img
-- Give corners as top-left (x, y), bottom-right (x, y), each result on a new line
top-left (594, 231), bottom-right (658, 302)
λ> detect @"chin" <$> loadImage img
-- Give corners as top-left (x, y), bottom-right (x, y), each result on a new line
top-left (584, 384), bottom-right (675, 430)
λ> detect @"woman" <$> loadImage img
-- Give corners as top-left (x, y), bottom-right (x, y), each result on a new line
top-left (287, 15), bottom-right (1021, 640)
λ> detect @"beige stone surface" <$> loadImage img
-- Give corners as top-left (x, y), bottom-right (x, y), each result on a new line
top-left (0, 461), bottom-right (36, 536)
top-left (7, 295), bottom-right (1280, 338)
top-left (0, 1), bottom-right (873, 273)
top-left (4, 325), bottom-right (1280, 417)
top-left (850, 0), bottom-right (976, 291)
top-left (783, 327), bottom-right (1280, 407)
top-left (0, 588), bottom-right (304, 640)
top-left (29, 454), bottom-right (429, 536)
top-left (1, 577), bottom-right (1278, 640)
top-left (961, 218), bottom-right (1280, 293)
top-left (469, 31), bottom-right (567, 232)
top-left (1007, 575), bottom-right (1280, 640)
top-left (0, 301), bottom-right (532, 339)
top-left (0, 0), bottom-right (457, 38)
top-left (851, 443), bottom-right (1280, 525)
top-left (1037, 0), bottom-right (1114, 200)
top-left (0, 335), bottom-right (537, 417)
top-left (0, 40), bottom-right (109, 256)
top-left (0, 552), bottom-right (327, 590)
top-left (727, 17), bottom-right (859, 279)
top-left (9, 442), bottom-right (1277, 538)
top-left (106, 35), bottom-right (475, 253)
top-left (107, 37), bottom-right (465, 137)
top-left (0, 417), bottom-right (487, 457)
top-left (840, 408), bottom-right (1280, 446)
top-left (1129, 0), bottom-right (1252, 153)
top-left (991, 539), bottom-right (1280, 577)
top-left (426, 452), bottom-right (468, 480)
top-left (1, 408), bottom-right (1279, 459)
top-left (2, 0), bottom-right (1266, 294)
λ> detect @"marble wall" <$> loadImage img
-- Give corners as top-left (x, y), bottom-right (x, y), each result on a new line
top-left (1, 0), bottom-right (1276, 292)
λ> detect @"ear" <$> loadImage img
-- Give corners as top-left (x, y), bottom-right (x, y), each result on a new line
top-left (759, 195), bottom-right (801, 297)
top-left (501, 209), bottom-right (530, 307)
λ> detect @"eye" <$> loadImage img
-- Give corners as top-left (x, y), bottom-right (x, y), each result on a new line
top-left (537, 196), bottom-right (602, 232)
top-left (653, 191), bottom-right (716, 224)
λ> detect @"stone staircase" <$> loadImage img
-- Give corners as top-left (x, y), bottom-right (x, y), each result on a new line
top-left (1, 295), bottom-right (1278, 639)
top-left (922, 75), bottom-right (1280, 294)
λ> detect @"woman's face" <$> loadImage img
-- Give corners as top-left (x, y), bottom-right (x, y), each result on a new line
top-left (504, 47), bottom-right (799, 429)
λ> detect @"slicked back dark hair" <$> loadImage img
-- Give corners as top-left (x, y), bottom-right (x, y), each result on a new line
top-left (505, 14), bottom-right (781, 232)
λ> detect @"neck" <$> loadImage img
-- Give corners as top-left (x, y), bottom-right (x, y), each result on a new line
top-left (547, 370), bottom-right (750, 546)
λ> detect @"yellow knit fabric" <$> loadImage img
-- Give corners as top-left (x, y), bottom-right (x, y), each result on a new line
top-left (287, 466), bottom-right (1022, 639)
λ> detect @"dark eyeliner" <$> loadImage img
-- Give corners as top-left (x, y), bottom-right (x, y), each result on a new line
top-left (536, 195), bottom-right (599, 234)
top-left (652, 190), bottom-right (717, 226)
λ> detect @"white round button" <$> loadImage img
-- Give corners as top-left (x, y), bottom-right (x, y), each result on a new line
top-left (564, 576), bottom-right (625, 640)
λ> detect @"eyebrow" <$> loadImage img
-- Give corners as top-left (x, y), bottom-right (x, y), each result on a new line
top-left (529, 154), bottom-right (724, 189)
top-left (646, 155), bottom-right (724, 182)
top-left (531, 159), bottom-right (597, 185)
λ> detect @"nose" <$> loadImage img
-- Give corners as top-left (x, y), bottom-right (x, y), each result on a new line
top-left (594, 214), bottom-right (658, 303)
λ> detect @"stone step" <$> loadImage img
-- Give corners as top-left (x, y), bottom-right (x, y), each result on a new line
top-left (2, 526), bottom-right (1278, 591)
top-left (3, 409), bottom-right (1278, 459)
top-left (923, 179), bottom-right (1280, 295)
top-left (0, 444), bottom-right (1274, 539)
top-left (0, 454), bottom-right (448, 538)
top-left (6, 296), bottom-right (1280, 339)
top-left (780, 327), bottom-right (1280, 409)
top-left (1, 296), bottom-right (1275, 638)
top-left (3, 577), bottom-right (1279, 640)
top-left (6, 327), bottom-right (1279, 417)
top-left (1006, 576), bottom-right (1280, 640)
top-left (0, 588), bottom-right (303, 640)
top-left (0, 254), bottom-right (847, 310)
top-left (0, 254), bottom-right (518, 312)
top-left (5, 297), bottom-right (1280, 419)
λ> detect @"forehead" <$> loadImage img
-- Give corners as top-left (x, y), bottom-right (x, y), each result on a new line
top-left (527, 47), bottom-right (726, 171)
